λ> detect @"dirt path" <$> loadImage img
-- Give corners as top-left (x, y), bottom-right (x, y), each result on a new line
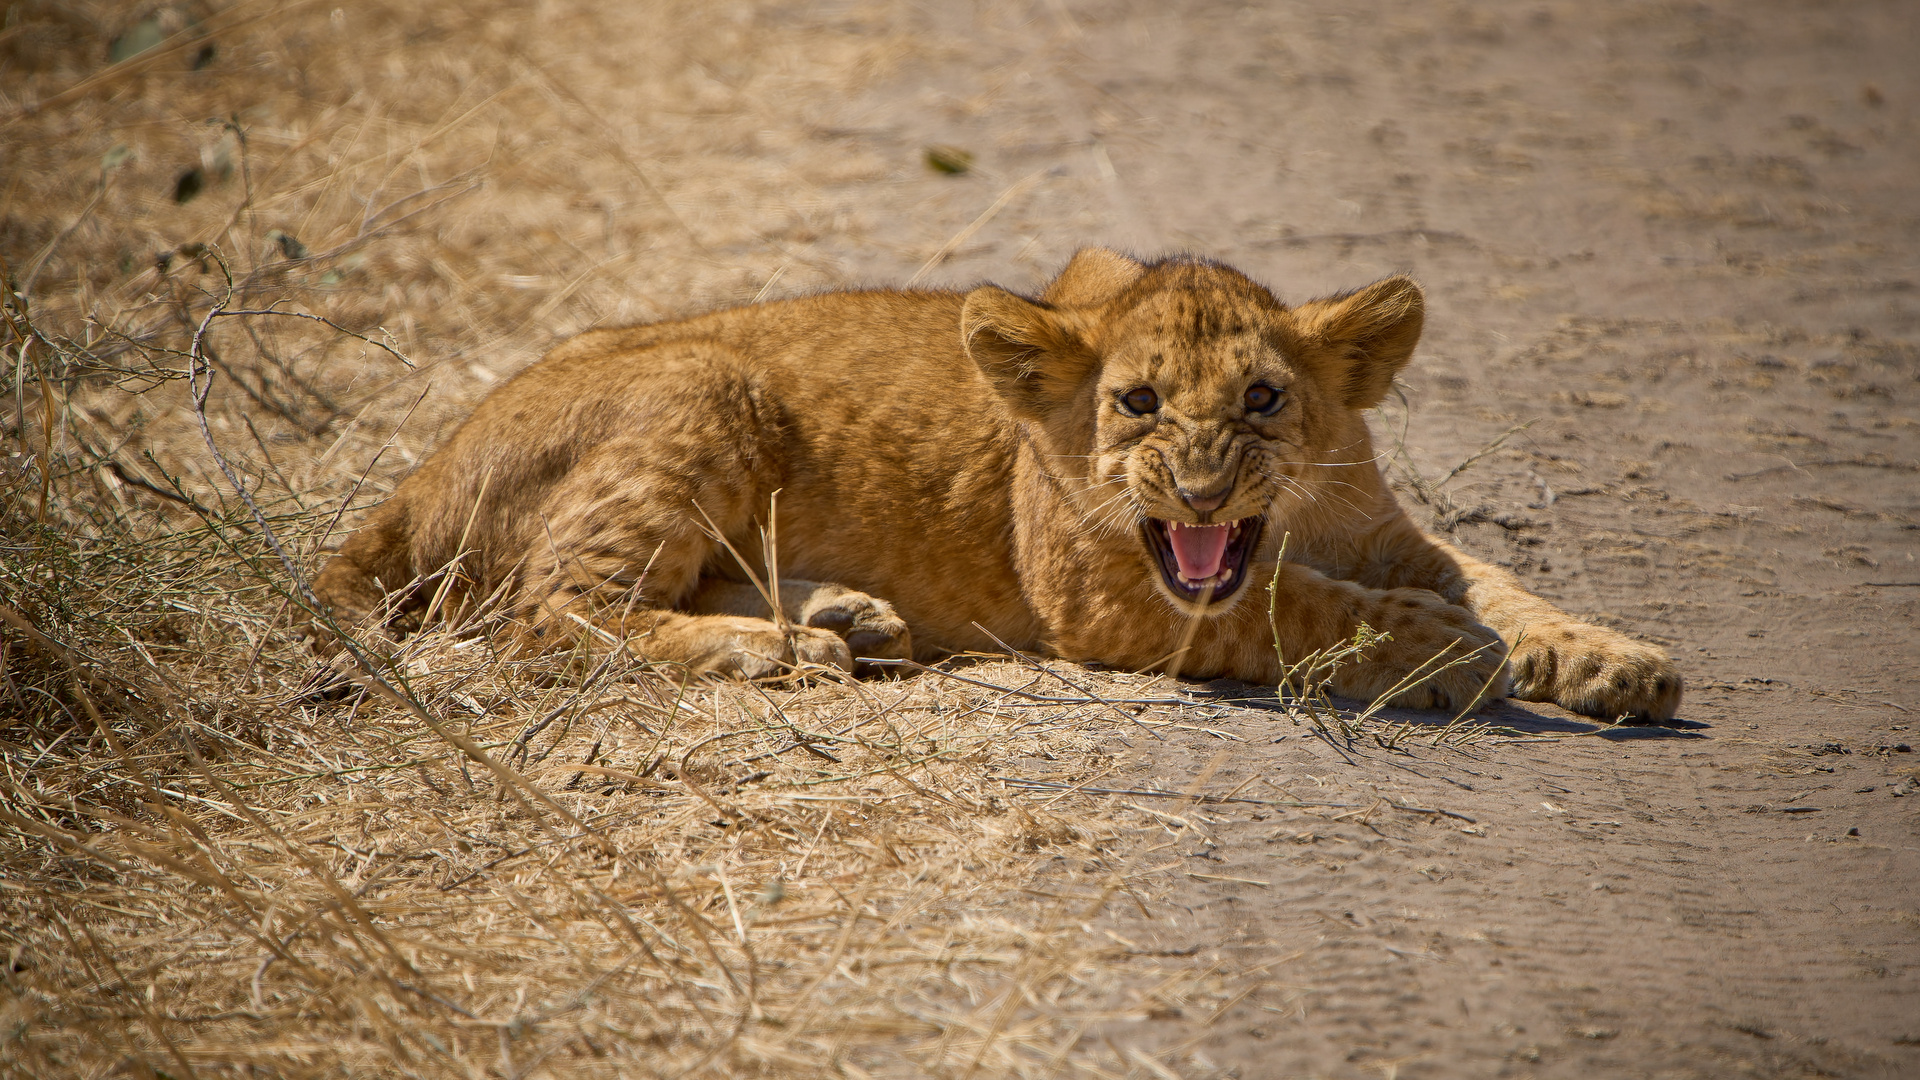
top-left (1054, 694), bottom-right (1918, 1077)
top-left (823, 1), bottom-right (1920, 1074)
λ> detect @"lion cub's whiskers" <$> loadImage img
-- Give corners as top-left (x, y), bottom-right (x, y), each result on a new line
top-left (1080, 486), bottom-right (1143, 539)
top-left (1261, 468), bottom-right (1368, 518)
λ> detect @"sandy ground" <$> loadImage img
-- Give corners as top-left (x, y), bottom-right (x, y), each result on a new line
top-left (4, 0), bottom-right (1918, 1076)
top-left (774, 1), bottom-right (1920, 1073)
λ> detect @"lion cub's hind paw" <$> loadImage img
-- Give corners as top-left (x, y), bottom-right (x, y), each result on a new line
top-left (1509, 624), bottom-right (1682, 724)
top-left (798, 587), bottom-right (913, 672)
top-left (691, 619), bottom-right (853, 681)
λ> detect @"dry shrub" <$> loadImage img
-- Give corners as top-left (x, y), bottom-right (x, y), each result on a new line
top-left (0, 3), bottom-right (1267, 1076)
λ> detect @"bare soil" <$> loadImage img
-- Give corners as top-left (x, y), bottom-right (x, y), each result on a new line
top-left (2, 1), bottom-right (1916, 1077)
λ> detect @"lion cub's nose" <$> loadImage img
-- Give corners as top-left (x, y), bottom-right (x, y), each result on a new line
top-left (1180, 486), bottom-right (1229, 513)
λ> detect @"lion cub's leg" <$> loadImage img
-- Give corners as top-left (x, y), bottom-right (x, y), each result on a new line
top-left (690, 579), bottom-right (913, 668)
top-left (1254, 562), bottom-right (1510, 713)
top-left (1454, 553), bottom-right (1682, 722)
top-left (513, 434), bottom-right (852, 680)
top-left (1353, 524), bottom-right (1683, 722)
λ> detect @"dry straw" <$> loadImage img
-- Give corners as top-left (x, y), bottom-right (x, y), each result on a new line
top-left (0, 4), bottom-right (1491, 1076)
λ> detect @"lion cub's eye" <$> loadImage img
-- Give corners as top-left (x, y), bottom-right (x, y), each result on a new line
top-left (1245, 383), bottom-right (1285, 414)
top-left (1119, 386), bottom-right (1160, 415)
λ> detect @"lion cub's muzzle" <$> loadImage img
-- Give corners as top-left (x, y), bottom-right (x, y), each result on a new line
top-left (1141, 516), bottom-right (1265, 605)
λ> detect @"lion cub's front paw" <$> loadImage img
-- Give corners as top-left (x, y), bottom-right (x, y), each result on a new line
top-left (1508, 621), bottom-right (1681, 723)
top-left (1333, 589), bottom-right (1509, 713)
top-left (798, 587), bottom-right (913, 669)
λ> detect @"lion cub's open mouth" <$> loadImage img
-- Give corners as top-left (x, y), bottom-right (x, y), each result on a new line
top-left (1141, 516), bottom-right (1265, 604)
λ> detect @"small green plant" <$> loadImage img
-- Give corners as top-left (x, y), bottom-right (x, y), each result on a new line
top-left (1267, 531), bottom-right (1505, 745)
top-left (1266, 532), bottom-right (1384, 737)
top-left (1274, 620), bottom-right (1392, 740)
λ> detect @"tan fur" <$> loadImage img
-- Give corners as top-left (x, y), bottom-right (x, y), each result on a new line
top-left (308, 250), bottom-right (1682, 721)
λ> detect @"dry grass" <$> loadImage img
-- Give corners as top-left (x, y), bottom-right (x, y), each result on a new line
top-left (1, 583), bottom-right (1263, 1077)
top-left (0, 5), bottom-right (1502, 1076)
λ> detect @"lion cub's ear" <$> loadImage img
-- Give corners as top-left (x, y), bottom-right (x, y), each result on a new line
top-left (962, 287), bottom-right (1097, 421)
top-left (1041, 248), bottom-right (1146, 308)
top-left (1289, 275), bottom-right (1425, 409)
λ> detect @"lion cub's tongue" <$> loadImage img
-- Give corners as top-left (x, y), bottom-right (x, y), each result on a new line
top-left (1168, 522), bottom-right (1231, 581)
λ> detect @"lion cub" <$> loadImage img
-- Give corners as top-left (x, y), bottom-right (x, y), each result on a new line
top-left (309, 249), bottom-right (1681, 721)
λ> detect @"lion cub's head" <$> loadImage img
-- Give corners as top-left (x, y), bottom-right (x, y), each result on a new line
top-left (961, 249), bottom-right (1423, 613)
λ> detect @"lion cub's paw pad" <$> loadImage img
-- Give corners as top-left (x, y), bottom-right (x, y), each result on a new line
top-left (786, 627), bottom-right (857, 672)
top-left (801, 590), bottom-right (912, 664)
